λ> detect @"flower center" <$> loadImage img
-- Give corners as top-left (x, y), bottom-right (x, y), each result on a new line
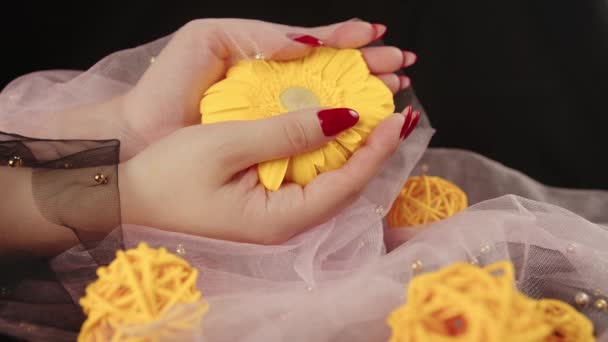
top-left (279, 86), bottom-right (321, 111)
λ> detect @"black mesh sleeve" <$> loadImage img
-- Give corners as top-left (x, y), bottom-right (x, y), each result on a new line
top-left (0, 131), bottom-right (124, 341)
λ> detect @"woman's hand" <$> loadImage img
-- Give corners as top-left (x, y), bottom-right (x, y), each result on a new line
top-left (120, 106), bottom-right (419, 245)
top-left (123, 18), bottom-right (416, 146)
top-left (46, 19), bottom-right (415, 160)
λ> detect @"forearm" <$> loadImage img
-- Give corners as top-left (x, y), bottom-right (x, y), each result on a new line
top-left (0, 166), bottom-right (78, 257)
top-left (0, 133), bottom-right (122, 259)
top-left (51, 95), bottom-right (146, 160)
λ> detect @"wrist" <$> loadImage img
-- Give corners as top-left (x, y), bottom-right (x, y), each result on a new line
top-left (118, 161), bottom-right (137, 225)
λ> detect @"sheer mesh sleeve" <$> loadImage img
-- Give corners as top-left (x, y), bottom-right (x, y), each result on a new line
top-left (0, 131), bottom-right (123, 341)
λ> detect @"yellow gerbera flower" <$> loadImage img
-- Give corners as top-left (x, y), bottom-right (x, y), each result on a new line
top-left (200, 47), bottom-right (395, 191)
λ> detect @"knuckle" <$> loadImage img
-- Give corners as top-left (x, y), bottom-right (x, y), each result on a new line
top-left (283, 119), bottom-right (309, 152)
top-left (180, 19), bottom-right (208, 35)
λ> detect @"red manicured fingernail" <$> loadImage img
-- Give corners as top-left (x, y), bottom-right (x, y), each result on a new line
top-left (402, 51), bottom-right (417, 67)
top-left (371, 23), bottom-right (387, 41)
top-left (318, 108), bottom-right (359, 136)
top-left (400, 106), bottom-right (413, 139)
top-left (402, 111), bottom-right (421, 140)
top-left (399, 75), bottom-right (411, 90)
top-left (287, 34), bottom-right (324, 46)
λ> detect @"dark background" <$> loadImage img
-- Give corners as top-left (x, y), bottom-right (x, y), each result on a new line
top-left (2, 0), bottom-right (607, 189)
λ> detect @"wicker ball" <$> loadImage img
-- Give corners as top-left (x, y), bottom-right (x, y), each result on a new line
top-left (78, 243), bottom-right (208, 342)
top-left (387, 176), bottom-right (468, 228)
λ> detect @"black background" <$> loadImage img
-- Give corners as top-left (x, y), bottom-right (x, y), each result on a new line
top-left (2, 0), bottom-right (607, 189)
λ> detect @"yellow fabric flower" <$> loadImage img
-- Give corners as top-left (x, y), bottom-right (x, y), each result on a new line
top-left (200, 47), bottom-right (395, 191)
top-left (387, 261), bottom-right (594, 342)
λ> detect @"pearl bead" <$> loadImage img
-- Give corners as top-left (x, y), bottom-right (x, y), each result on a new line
top-left (480, 245), bottom-right (491, 254)
top-left (254, 52), bottom-right (265, 60)
top-left (574, 292), bottom-right (590, 307)
top-left (420, 164), bottom-right (430, 174)
top-left (176, 244), bottom-right (186, 256)
top-left (566, 243), bottom-right (576, 253)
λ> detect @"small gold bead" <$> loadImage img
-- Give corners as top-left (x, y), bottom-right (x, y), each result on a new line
top-left (8, 156), bottom-right (23, 168)
top-left (150, 56), bottom-right (156, 64)
top-left (94, 173), bottom-right (108, 184)
top-left (594, 298), bottom-right (607, 310)
top-left (64, 162), bottom-right (72, 169)
top-left (412, 260), bottom-right (423, 272)
top-left (574, 292), bottom-right (590, 307)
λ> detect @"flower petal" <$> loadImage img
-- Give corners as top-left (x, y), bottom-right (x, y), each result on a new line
top-left (286, 153), bottom-right (318, 186)
top-left (201, 81), bottom-right (254, 119)
top-left (322, 49), bottom-right (369, 86)
top-left (317, 141), bottom-right (348, 172)
top-left (344, 76), bottom-right (395, 133)
top-left (258, 158), bottom-right (289, 191)
top-left (202, 108), bottom-right (253, 124)
top-left (336, 129), bottom-right (362, 145)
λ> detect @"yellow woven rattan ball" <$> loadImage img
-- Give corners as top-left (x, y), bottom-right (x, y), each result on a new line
top-left (387, 175), bottom-right (468, 228)
top-left (78, 243), bottom-right (208, 342)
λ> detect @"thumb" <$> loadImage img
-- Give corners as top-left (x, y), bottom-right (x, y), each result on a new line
top-left (217, 107), bottom-right (359, 175)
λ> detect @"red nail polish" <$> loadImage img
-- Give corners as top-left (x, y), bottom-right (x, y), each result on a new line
top-left (399, 76), bottom-right (411, 90)
top-left (402, 111), bottom-right (421, 140)
top-left (371, 23), bottom-right (387, 41)
top-left (318, 108), bottom-right (359, 136)
top-left (400, 106), bottom-right (413, 139)
top-left (287, 34), bottom-right (324, 46)
top-left (402, 51), bottom-right (417, 67)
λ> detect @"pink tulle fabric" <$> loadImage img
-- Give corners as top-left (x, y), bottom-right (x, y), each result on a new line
top-left (2, 30), bottom-right (608, 341)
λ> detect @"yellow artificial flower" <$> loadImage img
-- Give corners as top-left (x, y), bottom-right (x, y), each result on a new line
top-left (200, 47), bottom-right (395, 191)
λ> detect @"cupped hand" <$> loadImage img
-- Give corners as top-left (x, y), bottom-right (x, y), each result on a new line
top-left (123, 18), bottom-right (417, 146)
top-left (120, 105), bottom-right (420, 245)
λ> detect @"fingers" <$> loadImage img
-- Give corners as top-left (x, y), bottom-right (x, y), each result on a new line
top-left (361, 46), bottom-right (417, 73)
top-left (265, 111), bottom-right (409, 238)
top-left (212, 107), bottom-right (360, 176)
top-left (377, 74), bottom-right (411, 94)
top-left (304, 20), bottom-right (380, 49)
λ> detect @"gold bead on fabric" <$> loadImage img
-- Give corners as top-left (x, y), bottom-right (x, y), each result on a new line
top-left (594, 298), bottom-right (607, 310)
top-left (94, 173), bottom-right (109, 184)
top-left (8, 156), bottom-right (23, 168)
